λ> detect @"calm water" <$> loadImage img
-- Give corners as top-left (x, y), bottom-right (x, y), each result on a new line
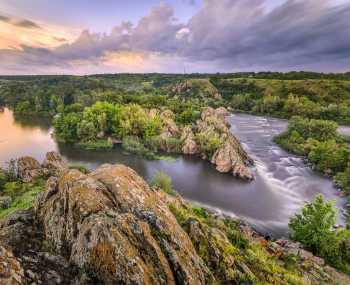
top-left (0, 108), bottom-right (345, 236)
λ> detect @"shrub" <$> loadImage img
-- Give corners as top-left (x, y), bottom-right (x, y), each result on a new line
top-left (196, 130), bottom-right (224, 157)
top-left (151, 171), bottom-right (177, 196)
top-left (289, 195), bottom-right (336, 254)
top-left (308, 140), bottom-right (350, 174)
top-left (287, 116), bottom-right (338, 141)
top-left (289, 195), bottom-right (350, 272)
top-left (122, 136), bottom-right (155, 159)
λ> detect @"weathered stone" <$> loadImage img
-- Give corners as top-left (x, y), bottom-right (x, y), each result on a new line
top-left (196, 107), bottom-right (253, 180)
top-left (0, 246), bottom-right (25, 285)
top-left (160, 110), bottom-right (180, 137)
top-left (42, 152), bottom-right (68, 176)
top-left (181, 126), bottom-right (200, 155)
top-left (17, 156), bottom-right (43, 182)
top-left (35, 165), bottom-right (212, 284)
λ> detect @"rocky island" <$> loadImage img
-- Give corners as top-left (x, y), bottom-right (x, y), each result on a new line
top-left (54, 105), bottom-right (254, 180)
top-left (1, 152), bottom-right (349, 284)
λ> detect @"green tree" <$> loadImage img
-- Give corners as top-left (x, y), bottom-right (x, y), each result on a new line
top-left (289, 195), bottom-right (336, 254)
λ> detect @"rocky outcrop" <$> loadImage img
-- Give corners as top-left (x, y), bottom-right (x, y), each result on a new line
top-left (35, 164), bottom-right (212, 284)
top-left (16, 152), bottom-right (67, 182)
top-left (17, 156), bottom-right (47, 183)
top-left (195, 107), bottom-right (253, 180)
top-left (42, 151), bottom-right (68, 176)
top-left (160, 110), bottom-right (180, 137)
top-left (181, 126), bottom-right (200, 155)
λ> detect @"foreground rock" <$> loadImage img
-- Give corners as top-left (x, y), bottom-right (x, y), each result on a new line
top-left (35, 164), bottom-right (212, 284)
top-left (2, 152), bottom-right (348, 284)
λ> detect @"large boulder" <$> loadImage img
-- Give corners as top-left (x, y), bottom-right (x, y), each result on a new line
top-left (35, 164), bottom-right (213, 284)
top-left (17, 156), bottom-right (45, 183)
top-left (42, 151), bottom-right (68, 175)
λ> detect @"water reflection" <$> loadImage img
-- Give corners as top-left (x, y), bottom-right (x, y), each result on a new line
top-left (0, 108), bottom-right (345, 236)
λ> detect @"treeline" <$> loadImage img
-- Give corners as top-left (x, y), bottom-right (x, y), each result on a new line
top-left (210, 78), bottom-right (350, 124)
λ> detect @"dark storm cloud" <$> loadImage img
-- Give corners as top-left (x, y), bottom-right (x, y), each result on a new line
top-left (181, 0), bottom-right (350, 70)
top-left (1, 0), bottom-right (350, 73)
top-left (0, 14), bottom-right (10, 22)
top-left (15, 19), bottom-right (41, 29)
top-left (0, 13), bottom-right (41, 29)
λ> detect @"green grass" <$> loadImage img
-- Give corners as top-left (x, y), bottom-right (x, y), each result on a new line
top-left (0, 179), bottom-right (44, 218)
top-left (77, 139), bottom-right (113, 150)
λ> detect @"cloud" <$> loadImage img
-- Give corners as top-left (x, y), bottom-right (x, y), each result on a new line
top-left (15, 19), bottom-right (41, 29)
top-left (0, 14), bottom-right (41, 29)
top-left (0, 15), bottom-right (10, 23)
top-left (1, 0), bottom-right (350, 74)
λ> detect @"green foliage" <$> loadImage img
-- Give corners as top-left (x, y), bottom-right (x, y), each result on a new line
top-left (287, 116), bottom-right (338, 141)
top-left (53, 112), bottom-right (82, 143)
top-left (289, 195), bottom-right (337, 253)
top-left (121, 136), bottom-right (156, 159)
top-left (334, 160), bottom-right (350, 195)
top-left (289, 195), bottom-right (350, 273)
top-left (68, 163), bottom-right (90, 174)
top-left (0, 169), bottom-right (6, 190)
top-left (77, 139), bottom-right (113, 150)
top-left (275, 117), bottom-right (350, 196)
top-left (14, 100), bottom-right (31, 114)
top-left (0, 179), bottom-right (44, 218)
top-left (196, 130), bottom-right (224, 157)
top-left (308, 140), bottom-right (350, 174)
top-left (151, 171), bottom-right (177, 196)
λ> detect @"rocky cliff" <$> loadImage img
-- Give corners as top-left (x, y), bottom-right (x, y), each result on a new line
top-left (1, 153), bottom-right (349, 285)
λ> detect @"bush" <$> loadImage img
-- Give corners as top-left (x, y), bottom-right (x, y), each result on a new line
top-left (151, 171), bottom-right (177, 196)
top-left (287, 116), bottom-right (338, 141)
top-left (308, 140), bottom-right (350, 174)
top-left (289, 195), bottom-right (336, 254)
top-left (122, 136), bottom-right (156, 159)
top-left (196, 130), bottom-right (224, 157)
top-left (289, 195), bottom-right (350, 272)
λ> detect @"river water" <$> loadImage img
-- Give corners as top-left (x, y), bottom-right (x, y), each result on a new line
top-left (0, 108), bottom-right (345, 236)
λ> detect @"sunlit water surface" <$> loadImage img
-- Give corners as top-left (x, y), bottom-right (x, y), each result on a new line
top-left (0, 108), bottom-right (346, 236)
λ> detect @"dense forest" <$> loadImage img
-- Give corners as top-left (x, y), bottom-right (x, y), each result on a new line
top-left (1, 72), bottom-right (350, 123)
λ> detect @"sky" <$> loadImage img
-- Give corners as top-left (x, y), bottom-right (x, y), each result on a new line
top-left (0, 0), bottom-right (349, 75)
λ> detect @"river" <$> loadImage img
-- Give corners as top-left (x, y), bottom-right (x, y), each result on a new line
top-left (0, 108), bottom-right (346, 236)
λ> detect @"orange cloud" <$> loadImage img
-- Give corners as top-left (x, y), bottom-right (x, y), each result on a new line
top-left (0, 17), bottom-right (79, 50)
